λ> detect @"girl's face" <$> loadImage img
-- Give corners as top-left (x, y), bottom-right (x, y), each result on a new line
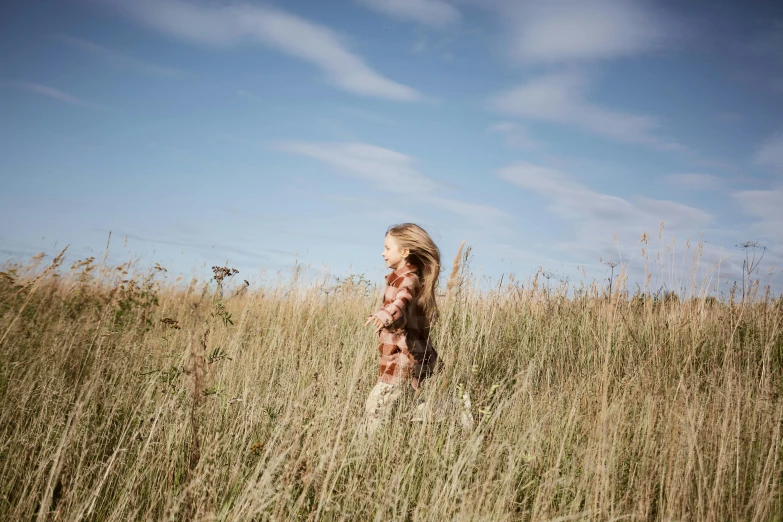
top-left (382, 234), bottom-right (409, 270)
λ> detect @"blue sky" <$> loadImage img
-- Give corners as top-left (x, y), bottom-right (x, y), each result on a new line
top-left (1, 0), bottom-right (781, 296)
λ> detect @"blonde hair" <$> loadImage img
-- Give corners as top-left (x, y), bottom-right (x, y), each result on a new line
top-left (386, 223), bottom-right (441, 324)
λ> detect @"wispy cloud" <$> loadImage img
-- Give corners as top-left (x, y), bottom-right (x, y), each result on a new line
top-left (493, 0), bottom-right (675, 64)
top-left (508, 183), bottom-right (748, 291)
top-left (98, 0), bottom-right (421, 101)
top-left (4, 81), bottom-right (110, 111)
top-left (54, 34), bottom-right (182, 76)
top-left (716, 111), bottom-right (744, 124)
top-left (663, 173), bottom-right (725, 190)
top-left (235, 89), bottom-right (263, 102)
top-left (499, 162), bottom-right (711, 228)
top-left (339, 106), bottom-right (396, 126)
top-left (356, 0), bottom-right (460, 27)
top-left (425, 195), bottom-right (510, 222)
top-left (275, 141), bottom-right (441, 193)
top-left (487, 121), bottom-right (544, 149)
top-left (753, 132), bottom-right (783, 171)
top-left (498, 161), bottom-right (712, 261)
top-left (489, 72), bottom-right (684, 151)
top-left (275, 140), bottom-right (509, 224)
top-left (732, 20), bottom-right (783, 94)
top-left (742, 20), bottom-right (783, 59)
top-left (734, 188), bottom-right (783, 242)
top-left (95, 229), bottom-right (298, 270)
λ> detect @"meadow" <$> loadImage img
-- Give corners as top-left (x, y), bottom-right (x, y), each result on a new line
top-left (0, 240), bottom-right (781, 521)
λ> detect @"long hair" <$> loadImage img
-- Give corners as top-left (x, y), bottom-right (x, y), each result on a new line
top-left (386, 223), bottom-right (441, 324)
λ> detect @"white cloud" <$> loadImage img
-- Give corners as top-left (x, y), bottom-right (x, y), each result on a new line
top-left (487, 122), bottom-right (517, 133)
top-left (753, 132), bottom-right (783, 170)
top-left (716, 111), bottom-right (744, 124)
top-left (356, 0), bottom-right (460, 27)
top-left (411, 34), bottom-right (429, 53)
top-left (663, 173), bottom-right (724, 190)
top-left (487, 243), bottom-right (568, 268)
top-left (734, 188), bottom-right (783, 242)
top-left (498, 161), bottom-right (712, 255)
top-left (426, 195), bottom-right (510, 222)
top-left (275, 141), bottom-right (509, 224)
top-left (494, 161), bottom-right (760, 294)
top-left (235, 89), bottom-right (263, 102)
top-left (734, 21), bottom-right (783, 95)
top-left (339, 106), bottom-right (396, 126)
top-left (98, 0), bottom-right (421, 101)
top-left (54, 34), bottom-right (182, 76)
top-left (487, 121), bottom-right (543, 149)
top-left (634, 197), bottom-right (712, 230)
top-left (276, 141), bottom-right (440, 193)
top-left (489, 72), bottom-right (684, 151)
top-left (496, 0), bottom-right (673, 64)
top-left (499, 162), bottom-right (635, 222)
top-left (4, 81), bottom-right (110, 111)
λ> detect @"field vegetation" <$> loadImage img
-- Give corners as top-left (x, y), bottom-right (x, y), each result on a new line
top-left (0, 237), bottom-right (781, 521)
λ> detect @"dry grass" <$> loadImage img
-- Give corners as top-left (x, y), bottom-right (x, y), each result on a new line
top-left (0, 247), bottom-right (781, 521)
top-left (446, 240), bottom-right (466, 299)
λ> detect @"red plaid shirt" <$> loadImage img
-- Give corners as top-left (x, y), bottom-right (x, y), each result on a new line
top-left (372, 263), bottom-right (439, 385)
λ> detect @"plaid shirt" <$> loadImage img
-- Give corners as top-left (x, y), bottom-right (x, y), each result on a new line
top-left (372, 263), bottom-right (439, 385)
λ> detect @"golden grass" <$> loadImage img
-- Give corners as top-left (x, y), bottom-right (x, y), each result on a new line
top-left (446, 240), bottom-right (466, 299)
top-left (0, 249), bottom-right (781, 521)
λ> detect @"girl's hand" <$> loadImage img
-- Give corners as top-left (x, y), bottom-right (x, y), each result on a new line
top-left (364, 315), bottom-right (384, 334)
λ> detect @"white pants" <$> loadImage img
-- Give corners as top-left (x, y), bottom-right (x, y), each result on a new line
top-left (359, 379), bottom-right (474, 438)
top-left (360, 381), bottom-right (410, 438)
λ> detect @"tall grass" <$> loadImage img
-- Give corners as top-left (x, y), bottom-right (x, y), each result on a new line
top-left (0, 246), bottom-right (781, 521)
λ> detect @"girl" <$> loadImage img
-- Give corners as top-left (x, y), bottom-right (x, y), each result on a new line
top-left (362, 223), bottom-right (441, 436)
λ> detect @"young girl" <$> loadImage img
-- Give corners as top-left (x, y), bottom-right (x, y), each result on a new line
top-left (362, 223), bottom-right (441, 436)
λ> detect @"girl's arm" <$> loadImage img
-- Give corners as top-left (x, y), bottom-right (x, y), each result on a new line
top-left (372, 273), bottom-right (418, 328)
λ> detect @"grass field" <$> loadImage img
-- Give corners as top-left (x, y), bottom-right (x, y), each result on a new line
top-left (1, 244), bottom-right (781, 521)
